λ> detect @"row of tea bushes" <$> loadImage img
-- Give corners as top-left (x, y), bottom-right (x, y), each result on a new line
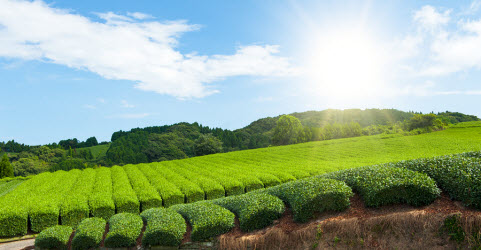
top-left (322, 166), bottom-right (441, 207)
top-left (385, 155), bottom-right (481, 208)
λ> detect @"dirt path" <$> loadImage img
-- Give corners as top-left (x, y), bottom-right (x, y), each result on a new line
top-left (0, 239), bottom-right (34, 250)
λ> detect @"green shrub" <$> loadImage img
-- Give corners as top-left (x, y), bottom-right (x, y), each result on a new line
top-left (104, 213), bottom-right (143, 248)
top-left (263, 177), bottom-right (353, 222)
top-left (111, 166), bottom-right (140, 214)
top-left (34, 225), bottom-right (73, 250)
top-left (151, 164), bottom-right (204, 203)
top-left (0, 172), bottom-right (53, 237)
top-left (141, 208), bottom-right (186, 247)
top-left (386, 155), bottom-right (481, 208)
top-left (137, 164), bottom-right (184, 207)
top-left (123, 165), bottom-right (162, 211)
top-left (210, 192), bottom-right (285, 231)
top-left (71, 217), bottom-right (106, 250)
top-left (170, 202), bottom-right (235, 241)
top-left (88, 167), bottom-right (115, 220)
top-left (61, 168), bottom-right (96, 228)
top-left (323, 166), bottom-right (440, 207)
top-left (29, 170), bottom-right (80, 232)
top-left (167, 161), bottom-right (225, 200)
top-left (0, 206), bottom-right (28, 237)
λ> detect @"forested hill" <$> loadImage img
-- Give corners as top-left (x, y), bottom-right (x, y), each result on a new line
top-left (104, 109), bottom-right (479, 165)
top-left (1, 109), bottom-right (479, 177)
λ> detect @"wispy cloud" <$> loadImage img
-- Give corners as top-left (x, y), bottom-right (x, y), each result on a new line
top-left (97, 98), bottom-right (106, 103)
top-left (0, 0), bottom-right (296, 99)
top-left (106, 113), bottom-right (150, 119)
top-left (83, 104), bottom-right (96, 109)
top-left (121, 100), bottom-right (135, 108)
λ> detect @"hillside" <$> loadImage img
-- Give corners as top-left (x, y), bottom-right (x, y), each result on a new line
top-left (1, 122), bottom-right (481, 241)
top-left (1, 109), bottom-right (479, 177)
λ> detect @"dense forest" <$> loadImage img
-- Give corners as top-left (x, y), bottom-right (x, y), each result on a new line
top-left (0, 109), bottom-right (478, 177)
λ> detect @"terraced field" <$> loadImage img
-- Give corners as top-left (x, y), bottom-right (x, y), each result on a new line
top-left (1, 122), bottom-right (481, 238)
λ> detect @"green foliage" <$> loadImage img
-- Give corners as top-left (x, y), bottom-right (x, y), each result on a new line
top-left (60, 168), bottom-right (96, 228)
top-left (323, 166), bottom-right (440, 207)
top-left (88, 167), bottom-right (115, 220)
top-left (111, 166), bottom-right (140, 214)
top-left (29, 170), bottom-right (80, 232)
top-left (210, 192), bottom-right (285, 231)
top-left (0, 172), bottom-right (55, 237)
top-left (151, 163), bottom-right (204, 203)
top-left (170, 202), bottom-right (235, 241)
top-left (272, 115), bottom-right (305, 145)
top-left (406, 113), bottom-right (445, 131)
top-left (71, 217), bottom-right (106, 250)
top-left (437, 111), bottom-right (480, 124)
top-left (104, 213), bottom-right (143, 248)
top-left (0, 208), bottom-right (27, 237)
top-left (34, 225), bottom-right (72, 250)
top-left (123, 165), bottom-right (162, 211)
top-left (106, 131), bottom-right (149, 164)
top-left (194, 134), bottom-right (223, 156)
top-left (166, 161), bottom-right (225, 200)
top-left (137, 164), bottom-right (184, 207)
top-left (264, 177), bottom-right (353, 222)
top-left (0, 154), bottom-right (13, 178)
top-left (0, 179), bottom-right (23, 197)
top-left (386, 154), bottom-right (481, 209)
top-left (141, 208), bottom-right (186, 247)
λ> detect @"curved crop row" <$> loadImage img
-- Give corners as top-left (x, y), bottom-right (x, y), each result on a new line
top-left (104, 213), bottom-right (143, 248)
top-left (29, 170), bottom-right (80, 232)
top-left (261, 177), bottom-right (353, 222)
top-left (150, 163), bottom-right (204, 203)
top-left (88, 167), bottom-right (115, 220)
top-left (323, 166), bottom-right (441, 207)
top-left (111, 166), bottom-right (140, 214)
top-left (168, 159), bottom-right (245, 196)
top-left (141, 208), bottom-right (186, 247)
top-left (210, 192), bottom-right (285, 231)
top-left (71, 217), bottom-right (106, 250)
top-left (386, 155), bottom-right (481, 208)
top-left (170, 202), bottom-right (235, 241)
top-left (0, 172), bottom-right (54, 236)
top-left (168, 161), bottom-right (225, 200)
top-left (34, 225), bottom-right (73, 250)
top-left (137, 164), bottom-right (184, 207)
top-left (61, 168), bottom-right (96, 228)
top-left (123, 165), bottom-right (162, 211)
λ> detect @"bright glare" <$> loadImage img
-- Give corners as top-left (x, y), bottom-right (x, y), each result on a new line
top-left (306, 30), bottom-right (387, 100)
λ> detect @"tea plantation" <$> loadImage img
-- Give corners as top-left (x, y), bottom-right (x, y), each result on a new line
top-left (0, 122), bottom-right (481, 247)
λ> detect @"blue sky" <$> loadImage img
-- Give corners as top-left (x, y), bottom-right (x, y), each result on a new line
top-left (1, 0), bottom-right (481, 145)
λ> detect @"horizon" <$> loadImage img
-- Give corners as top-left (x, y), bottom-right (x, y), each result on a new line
top-left (1, 0), bottom-right (481, 145)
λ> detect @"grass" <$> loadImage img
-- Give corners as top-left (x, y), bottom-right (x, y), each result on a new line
top-left (83, 144), bottom-right (110, 159)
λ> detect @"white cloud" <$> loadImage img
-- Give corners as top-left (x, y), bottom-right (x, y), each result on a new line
top-left (106, 113), bottom-right (150, 119)
top-left (0, 0), bottom-right (295, 99)
top-left (414, 5), bottom-right (450, 32)
top-left (399, 4), bottom-right (481, 77)
top-left (83, 104), bottom-right (96, 109)
top-left (127, 12), bottom-right (153, 20)
top-left (97, 98), bottom-right (106, 103)
top-left (121, 100), bottom-right (135, 108)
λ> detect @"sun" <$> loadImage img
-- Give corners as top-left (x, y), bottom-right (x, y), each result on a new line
top-left (305, 30), bottom-right (387, 100)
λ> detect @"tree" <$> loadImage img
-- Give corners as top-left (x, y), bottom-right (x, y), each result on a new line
top-left (194, 134), bottom-right (223, 156)
top-left (0, 154), bottom-right (14, 178)
top-left (85, 137), bottom-right (99, 147)
top-left (272, 115), bottom-right (304, 145)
